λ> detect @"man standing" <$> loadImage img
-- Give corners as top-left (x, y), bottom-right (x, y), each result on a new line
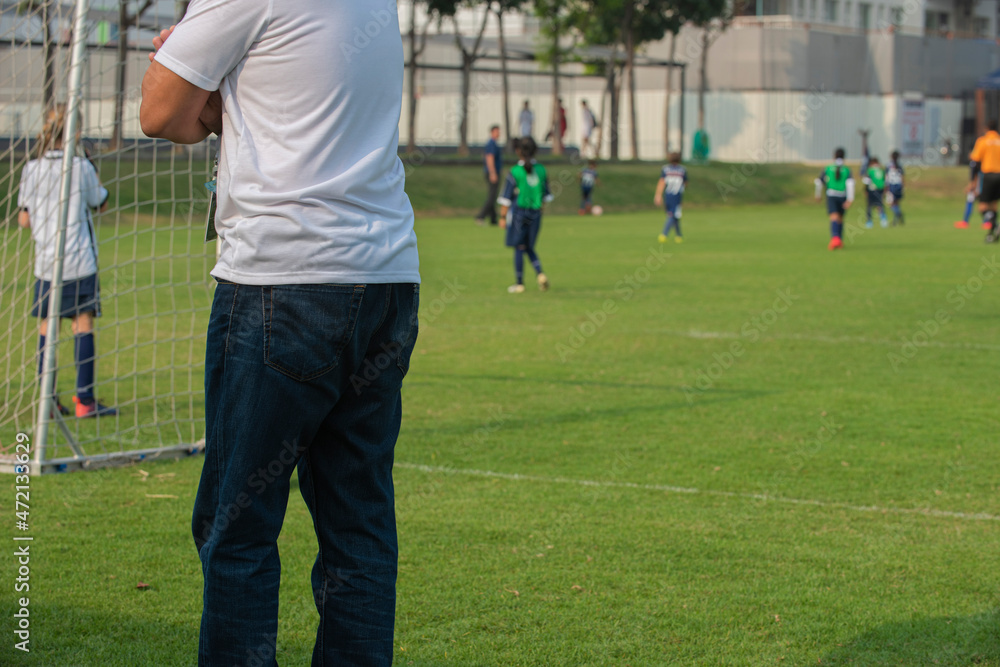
top-left (139, 0), bottom-right (420, 664)
top-left (476, 124), bottom-right (503, 226)
top-left (969, 119), bottom-right (1000, 243)
top-left (518, 100), bottom-right (534, 139)
top-left (581, 100), bottom-right (597, 154)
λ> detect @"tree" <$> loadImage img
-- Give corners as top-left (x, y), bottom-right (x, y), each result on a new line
top-left (111, 0), bottom-right (158, 150)
top-left (17, 0), bottom-right (56, 112)
top-left (621, 0), bottom-right (673, 158)
top-left (434, 0), bottom-right (493, 156)
top-left (534, 0), bottom-right (578, 156)
top-left (405, 0), bottom-right (434, 153)
top-left (661, 0), bottom-right (723, 155)
top-left (574, 0), bottom-right (672, 159)
top-left (494, 0), bottom-right (527, 148)
top-left (691, 0), bottom-right (735, 132)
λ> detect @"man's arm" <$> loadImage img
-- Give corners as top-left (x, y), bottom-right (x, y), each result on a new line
top-left (140, 60), bottom-right (221, 144)
top-left (485, 154), bottom-right (497, 184)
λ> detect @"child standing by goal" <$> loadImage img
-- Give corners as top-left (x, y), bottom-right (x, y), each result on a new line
top-left (498, 137), bottom-right (551, 293)
top-left (654, 152), bottom-right (687, 243)
top-left (18, 105), bottom-right (116, 417)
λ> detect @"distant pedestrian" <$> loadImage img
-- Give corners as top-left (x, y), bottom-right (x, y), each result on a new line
top-left (518, 100), bottom-right (534, 139)
top-left (545, 98), bottom-right (567, 146)
top-left (581, 100), bottom-right (597, 154)
top-left (476, 125), bottom-right (503, 226)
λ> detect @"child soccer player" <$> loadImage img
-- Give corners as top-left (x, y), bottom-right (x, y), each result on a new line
top-left (17, 105), bottom-right (116, 418)
top-left (654, 152), bottom-right (687, 244)
top-left (498, 137), bottom-right (551, 293)
top-left (955, 160), bottom-right (979, 229)
top-left (863, 156), bottom-right (888, 229)
top-left (579, 160), bottom-right (599, 215)
top-left (814, 147), bottom-right (854, 250)
top-left (886, 150), bottom-right (905, 226)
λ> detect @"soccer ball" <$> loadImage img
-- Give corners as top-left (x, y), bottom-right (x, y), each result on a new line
top-left (591, 205), bottom-right (603, 216)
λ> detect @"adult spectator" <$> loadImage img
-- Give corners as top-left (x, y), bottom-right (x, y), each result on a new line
top-left (519, 100), bottom-right (534, 139)
top-left (476, 124), bottom-right (503, 226)
top-left (581, 100), bottom-right (597, 154)
top-left (139, 0), bottom-right (420, 664)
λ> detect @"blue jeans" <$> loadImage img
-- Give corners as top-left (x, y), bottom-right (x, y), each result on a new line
top-left (193, 281), bottom-right (419, 667)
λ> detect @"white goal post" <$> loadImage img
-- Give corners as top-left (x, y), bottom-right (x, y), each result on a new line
top-left (0, 0), bottom-right (213, 473)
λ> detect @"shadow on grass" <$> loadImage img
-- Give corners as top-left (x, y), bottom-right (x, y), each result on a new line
top-left (0, 602), bottom-right (199, 667)
top-left (817, 609), bottom-right (1000, 666)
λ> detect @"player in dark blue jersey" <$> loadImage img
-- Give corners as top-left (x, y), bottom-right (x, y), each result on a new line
top-left (886, 150), bottom-right (904, 226)
top-left (579, 160), bottom-right (599, 214)
top-left (654, 153), bottom-right (687, 244)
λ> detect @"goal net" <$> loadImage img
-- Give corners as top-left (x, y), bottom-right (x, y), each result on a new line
top-left (0, 0), bottom-right (213, 473)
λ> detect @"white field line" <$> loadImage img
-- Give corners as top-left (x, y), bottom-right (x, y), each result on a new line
top-left (395, 462), bottom-right (1000, 522)
top-left (660, 329), bottom-right (1000, 352)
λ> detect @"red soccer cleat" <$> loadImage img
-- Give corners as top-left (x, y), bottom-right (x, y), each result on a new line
top-left (983, 222), bottom-right (992, 230)
top-left (954, 220), bottom-right (970, 229)
top-left (828, 237), bottom-right (842, 251)
top-left (73, 396), bottom-right (118, 418)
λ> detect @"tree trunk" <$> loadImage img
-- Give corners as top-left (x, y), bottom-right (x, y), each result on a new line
top-left (623, 1), bottom-right (638, 159)
top-left (698, 29), bottom-right (709, 130)
top-left (597, 62), bottom-right (610, 156)
top-left (610, 62), bottom-right (622, 159)
top-left (496, 8), bottom-right (512, 149)
top-left (458, 54), bottom-right (472, 156)
top-left (42, 0), bottom-right (55, 111)
top-left (664, 31), bottom-right (676, 156)
top-left (110, 1), bottom-right (128, 150)
top-left (551, 44), bottom-right (563, 156)
top-left (406, 5), bottom-right (419, 153)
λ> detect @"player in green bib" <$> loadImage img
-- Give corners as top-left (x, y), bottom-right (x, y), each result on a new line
top-left (497, 137), bottom-right (552, 293)
top-left (863, 156), bottom-right (888, 228)
top-left (814, 147), bottom-right (855, 250)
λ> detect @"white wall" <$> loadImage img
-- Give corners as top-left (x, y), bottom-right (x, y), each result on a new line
top-left (401, 87), bottom-right (963, 164)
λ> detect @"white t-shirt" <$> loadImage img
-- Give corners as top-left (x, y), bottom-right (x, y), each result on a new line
top-left (154, 0), bottom-right (419, 285)
top-left (519, 109), bottom-right (533, 137)
top-left (18, 151), bottom-right (107, 281)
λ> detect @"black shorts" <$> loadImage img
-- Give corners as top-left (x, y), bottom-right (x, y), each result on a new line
top-left (31, 274), bottom-right (101, 319)
top-left (980, 173), bottom-right (1000, 204)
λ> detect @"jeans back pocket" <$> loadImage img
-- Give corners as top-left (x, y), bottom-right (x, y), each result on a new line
top-left (263, 285), bottom-right (364, 382)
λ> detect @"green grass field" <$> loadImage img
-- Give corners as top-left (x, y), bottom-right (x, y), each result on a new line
top-left (2, 162), bottom-right (999, 665)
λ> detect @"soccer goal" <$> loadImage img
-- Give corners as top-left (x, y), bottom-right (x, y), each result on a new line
top-left (0, 0), bottom-right (212, 473)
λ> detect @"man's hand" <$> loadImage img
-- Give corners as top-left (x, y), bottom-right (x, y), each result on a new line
top-left (148, 26), bottom-right (175, 62)
top-left (489, 172), bottom-right (498, 184)
top-left (140, 25), bottom-right (221, 143)
top-left (966, 181), bottom-right (978, 195)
